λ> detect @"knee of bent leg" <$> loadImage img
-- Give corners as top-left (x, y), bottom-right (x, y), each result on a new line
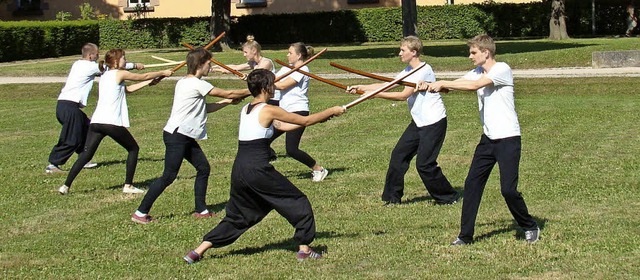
top-left (198, 161), bottom-right (211, 175)
top-left (500, 187), bottom-right (521, 200)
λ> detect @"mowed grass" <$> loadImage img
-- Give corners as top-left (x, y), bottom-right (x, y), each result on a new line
top-left (1, 37), bottom-right (639, 76)
top-left (0, 76), bottom-right (638, 279)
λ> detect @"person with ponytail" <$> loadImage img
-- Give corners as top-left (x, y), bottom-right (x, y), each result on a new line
top-left (45, 43), bottom-right (144, 174)
top-left (57, 48), bottom-right (173, 195)
top-left (269, 42), bottom-right (329, 182)
top-left (211, 35), bottom-right (275, 74)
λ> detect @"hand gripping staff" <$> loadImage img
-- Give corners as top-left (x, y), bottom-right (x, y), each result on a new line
top-left (150, 32), bottom-right (227, 85)
top-left (342, 62), bottom-right (426, 109)
top-left (274, 59), bottom-right (364, 95)
top-left (330, 62), bottom-right (417, 88)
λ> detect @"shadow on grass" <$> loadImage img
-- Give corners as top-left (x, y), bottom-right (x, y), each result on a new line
top-left (92, 157), bottom-right (164, 169)
top-left (474, 215), bottom-right (547, 243)
top-left (209, 231), bottom-right (355, 259)
top-left (402, 186), bottom-right (464, 205)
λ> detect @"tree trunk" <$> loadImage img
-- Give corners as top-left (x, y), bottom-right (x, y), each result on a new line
top-left (210, 0), bottom-right (231, 51)
top-left (402, 0), bottom-right (418, 37)
top-left (549, 0), bottom-right (570, 40)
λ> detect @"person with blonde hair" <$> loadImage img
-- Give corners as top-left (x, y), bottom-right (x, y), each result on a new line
top-left (418, 34), bottom-right (540, 245)
top-left (347, 36), bottom-right (459, 206)
top-left (57, 49), bottom-right (173, 195)
top-left (212, 35), bottom-right (275, 74)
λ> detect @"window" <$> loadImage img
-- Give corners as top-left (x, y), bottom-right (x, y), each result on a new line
top-left (12, 0), bottom-right (43, 16)
top-left (236, 0), bottom-right (267, 9)
top-left (128, 0), bottom-right (151, 7)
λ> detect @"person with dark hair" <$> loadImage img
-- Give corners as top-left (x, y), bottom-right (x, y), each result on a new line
top-left (419, 34), bottom-right (540, 245)
top-left (347, 36), bottom-right (459, 206)
top-left (57, 49), bottom-right (172, 195)
top-left (131, 47), bottom-right (250, 224)
top-left (270, 42), bottom-right (329, 182)
top-left (626, 3), bottom-right (638, 37)
top-left (182, 68), bottom-right (345, 264)
top-left (46, 43), bottom-right (144, 174)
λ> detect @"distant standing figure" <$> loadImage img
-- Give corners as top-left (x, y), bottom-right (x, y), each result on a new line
top-left (626, 3), bottom-right (637, 37)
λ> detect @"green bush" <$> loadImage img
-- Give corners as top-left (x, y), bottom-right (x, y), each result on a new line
top-left (0, 21), bottom-right (98, 62)
top-left (98, 18), bottom-right (210, 50)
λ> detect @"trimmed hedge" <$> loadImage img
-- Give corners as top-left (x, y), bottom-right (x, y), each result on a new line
top-left (1, 1), bottom-right (634, 62)
top-left (0, 21), bottom-right (98, 62)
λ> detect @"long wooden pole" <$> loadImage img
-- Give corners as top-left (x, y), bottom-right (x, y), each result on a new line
top-left (274, 48), bottom-right (327, 82)
top-left (343, 63), bottom-right (425, 109)
top-left (181, 42), bottom-right (246, 79)
top-left (330, 62), bottom-right (416, 88)
top-left (274, 59), bottom-right (364, 94)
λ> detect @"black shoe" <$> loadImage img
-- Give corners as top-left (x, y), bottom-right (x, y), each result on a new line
top-left (383, 199), bottom-right (401, 206)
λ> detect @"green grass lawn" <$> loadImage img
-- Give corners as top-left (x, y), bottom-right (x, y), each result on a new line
top-left (1, 37), bottom-right (638, 76)
top-left (0, 77), bottom-right (638, 279)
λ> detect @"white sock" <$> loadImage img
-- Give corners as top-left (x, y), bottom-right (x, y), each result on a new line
top-left (199, 209), bottom-right (209, 215)
top-left (135, 210), bottom-right (146, 217)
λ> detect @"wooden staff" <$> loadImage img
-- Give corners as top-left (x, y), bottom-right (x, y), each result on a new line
top-left (343, 63), bottom-right (426, 109)
top-left (150, 61), bottom-right (186, 86)
top-left (203, 31), bottom-right (226, 50)
top-left (274, 59), bottom-right (364, 95)
top-left (274, 48), bottom-right (327, 82)
top-left (181, 42), bottom-right (247, 79)
top-left (330, 62), bottom-right (417, 88)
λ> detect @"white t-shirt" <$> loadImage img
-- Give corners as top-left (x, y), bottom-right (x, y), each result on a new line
top-left (163, 77), bottom-right (214, 140)
top-left (398, 63), bottom-right (447, 127)
top-left (91, 70), bottom-right (130, 127)
top-left (274, 65), bottom-right (310, 112)
top-left (238, 103), bottom-right (274, 141)
top-left (57, 60), bottom-right (102, 107)
top-left (462, 62), bottom-right (520, 139)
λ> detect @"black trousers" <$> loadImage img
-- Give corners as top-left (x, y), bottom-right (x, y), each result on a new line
top-left (203, 139), bottom-right (316, 247)
top-left (382, 118), bottom-right (458, 204)
top-left (137, 130), bottom-right (210, 214)
top-left (458, 135), bottom-right (537, 242)
top-left (48, 100), bottom-right (90, 166)
top-left (269, 111), bottom-right (316, 168)
top-left (65, 123), bottom-right (139, 187)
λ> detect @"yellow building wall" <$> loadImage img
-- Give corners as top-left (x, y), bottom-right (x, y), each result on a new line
top-left (0, 0), bottom-right (543, 21)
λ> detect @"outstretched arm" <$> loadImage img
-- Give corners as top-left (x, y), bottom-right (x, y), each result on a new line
top-left (266, 105), bottom-right (345, 132)
top-left (208, 87), bottom-right (250, 99)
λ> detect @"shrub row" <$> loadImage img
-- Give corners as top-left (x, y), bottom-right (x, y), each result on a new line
top-left (0, 1), bottom-right (633, 61)
top-left (0, 21), bottom-right (98, 62)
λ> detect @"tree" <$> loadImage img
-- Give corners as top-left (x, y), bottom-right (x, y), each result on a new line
top-left (210, 0), bottom-right (232, 51)
top-left (549, 0), bottom-right (570, 39)
top-left (402, 0), bottom-right (418, 37)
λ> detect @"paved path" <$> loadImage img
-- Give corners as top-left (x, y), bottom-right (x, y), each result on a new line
top-left (1, 67), bottom-right (639, 84)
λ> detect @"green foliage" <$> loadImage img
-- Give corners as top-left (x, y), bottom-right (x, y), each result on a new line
top-left (55, 11), bottom-right (72, 21)
top-left (98, 18), bottom-right (210, 50)
top-left (0, 20), bottom-right (99, 62)
top-left (78, 2), bottom-right (96, 20)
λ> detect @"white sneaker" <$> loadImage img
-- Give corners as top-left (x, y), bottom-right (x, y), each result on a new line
top-left (45, 164), bottom-right (65, 174)
top-left (83, 162), bottom-right (98, 169)
top-left (123, 185), bottom-right (145, 194)
top-left (58, 185), bottom-right (69, 195)
top-left (311, 168), bottom-right (329, 182)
